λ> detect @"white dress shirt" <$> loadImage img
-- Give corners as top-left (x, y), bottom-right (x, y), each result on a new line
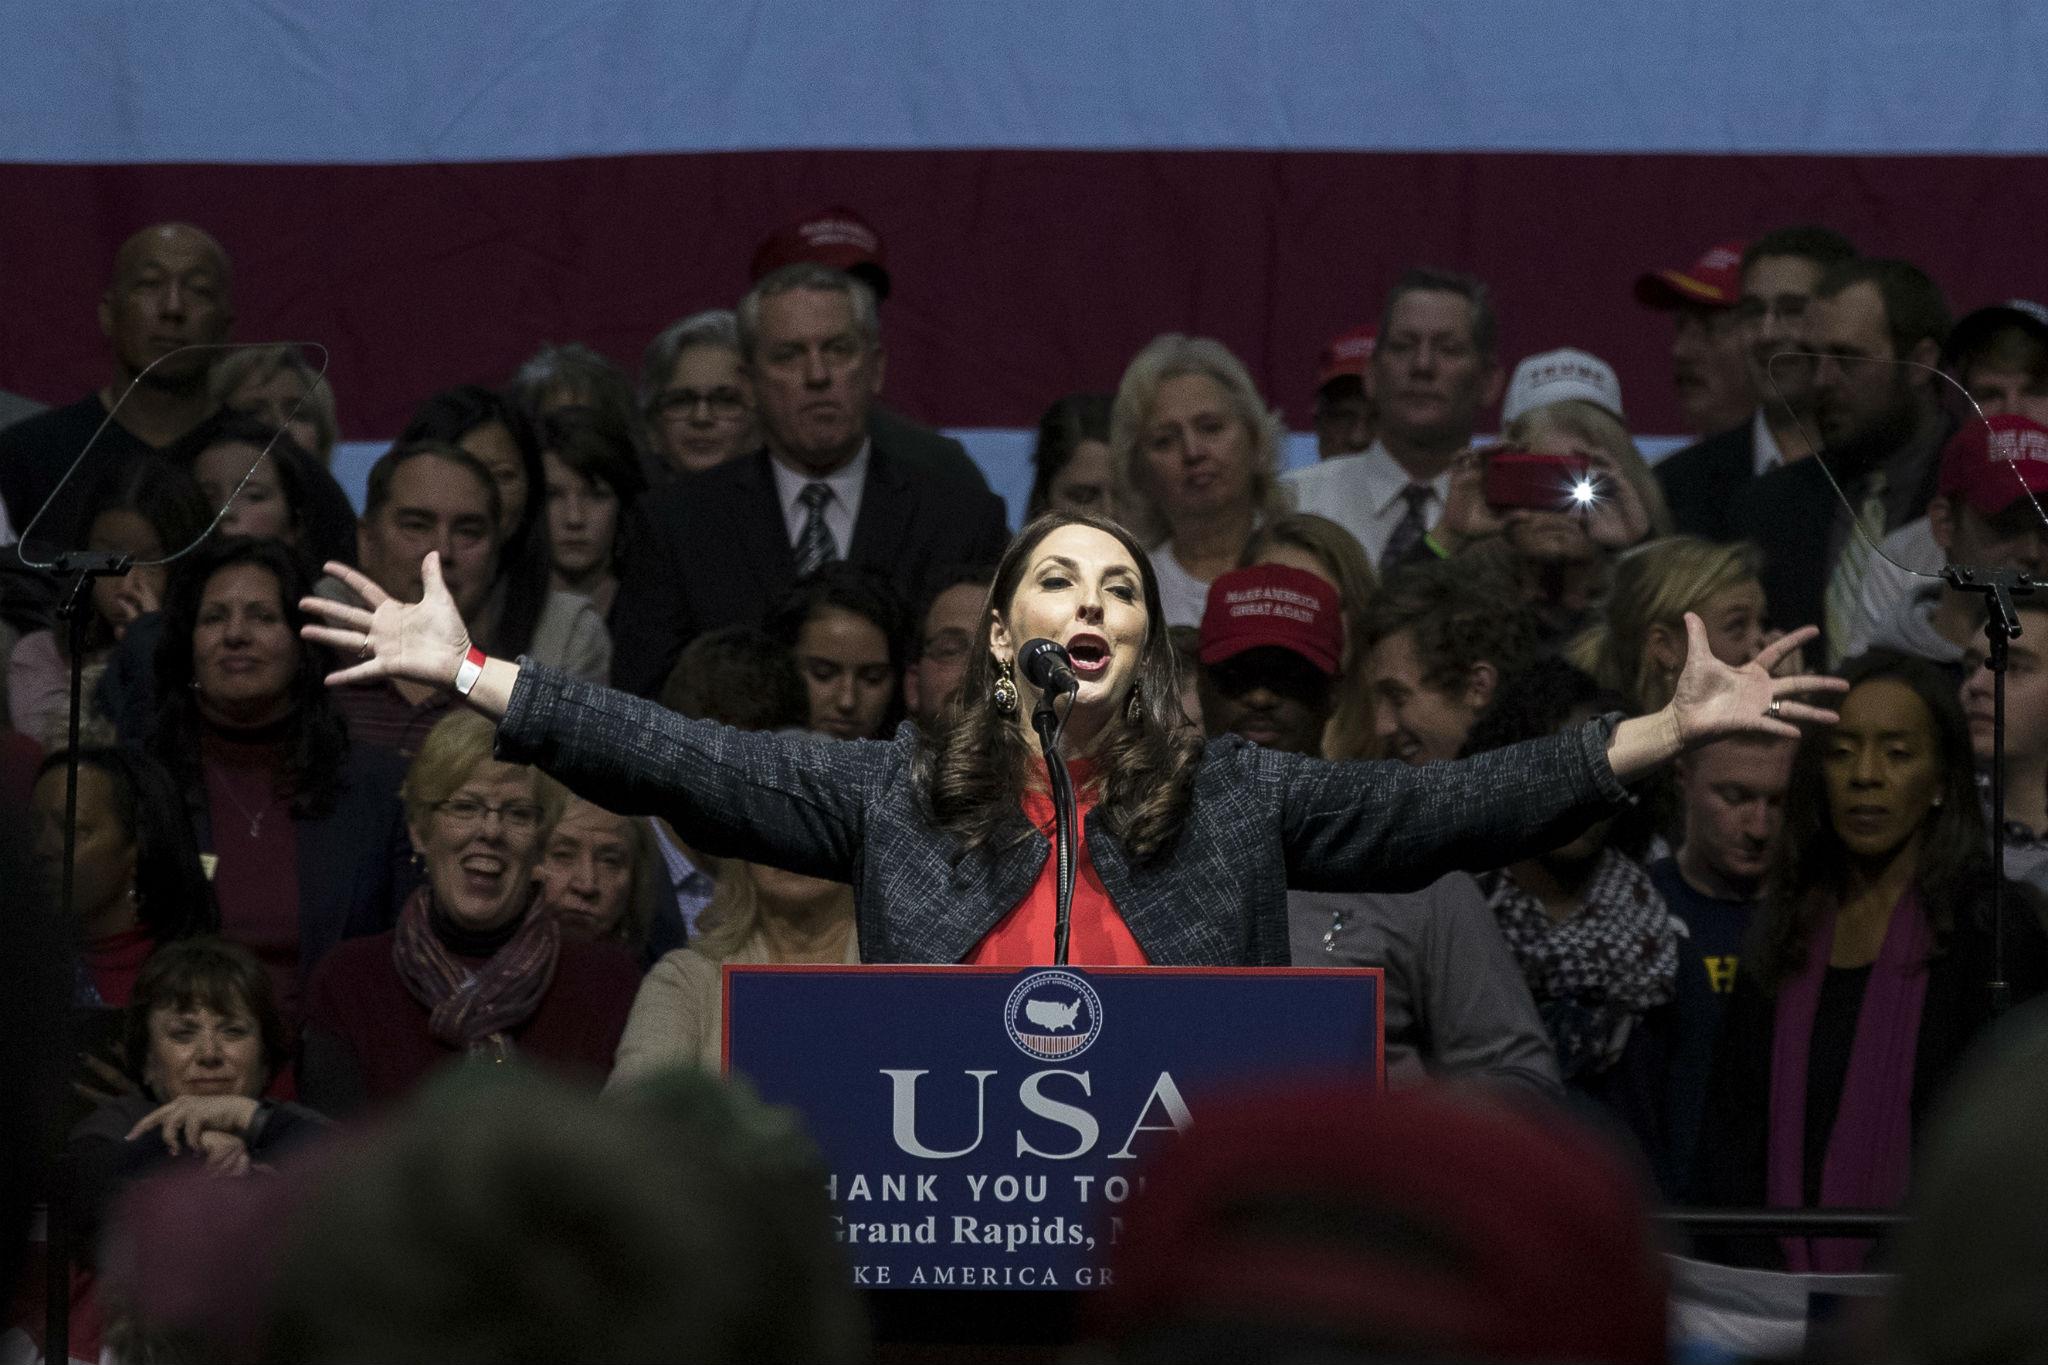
top-left (1280, 440), bottom-right (1452, 567)
top-left (1751, 408), bottom-right (1787, 478)
top-left (770, 441), bottom-right (870, 560)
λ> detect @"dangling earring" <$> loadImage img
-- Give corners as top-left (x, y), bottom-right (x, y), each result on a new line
top-left (1126, 688), bottom-right (1143, 724)
top-left (991, 659), bottom-right (1019, 716)
top-left (1931, 796), bottom-right (1944, 810)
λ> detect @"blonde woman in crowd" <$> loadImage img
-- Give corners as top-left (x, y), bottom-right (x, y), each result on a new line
top-left (1435, 394), bottom-right (1672, 642)
top-left (1111, 334), bottom-right (1287, 627)
top-left (1569, 536), bottom-right (1771, 716)
top-left (1240, 512), bottom-right (1379, 760)
top-left (209, 343), bottom-right (339, 466)
top-left (609, 853), bottom-right (857, 1082)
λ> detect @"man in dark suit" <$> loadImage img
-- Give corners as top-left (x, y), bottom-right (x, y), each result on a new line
top-left (609, 264), bottom-right (1010, 698)
top-left (1654, 226), bottom-right (1856, 542)
top-left (1729, 257), bottom-right (1951, 660)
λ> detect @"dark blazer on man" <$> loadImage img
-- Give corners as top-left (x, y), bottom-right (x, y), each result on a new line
top-left (1727, 419), bottom-right (1946, 649)
top-left (869, 405), bottom-right (990, 493)
top-left (1655, 421), bottom-right (1757, 543)
top-left (497, 663), bottom-right (1633, 967)
top-left (608, 440), bottom-right (1011, 697)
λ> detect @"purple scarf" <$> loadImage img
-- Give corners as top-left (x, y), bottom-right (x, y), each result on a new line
top-left (391, 885), bottom-right (561, 1055)
top-left (1766, 889), bottom-right (1931, 1272)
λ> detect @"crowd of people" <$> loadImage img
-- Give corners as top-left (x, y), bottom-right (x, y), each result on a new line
top-left (3, 203), bottom-right (2048, 1362)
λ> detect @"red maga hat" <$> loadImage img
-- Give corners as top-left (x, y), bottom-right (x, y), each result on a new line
top-left (749, 205), bottom-right (891, 298)
top-left (1939, 413), bottom-right (2048, 517)
top-left (1635, 240), bottom-right (1745, 310)
top-left (1197, 564), bottom-right (1343, 675)
top-left (1317, 324), bottom-right (1378, 388)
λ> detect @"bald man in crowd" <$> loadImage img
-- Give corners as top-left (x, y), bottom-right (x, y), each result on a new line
top-left (0, 222), bottom-right (236, 542)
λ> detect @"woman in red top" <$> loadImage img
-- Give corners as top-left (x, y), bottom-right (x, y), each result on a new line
top-left (303, 514), bottom-right (1843, 968)
top-left (29, 747), bottom-right (214, 1007)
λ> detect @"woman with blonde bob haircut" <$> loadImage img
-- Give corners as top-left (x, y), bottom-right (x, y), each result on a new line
top-left (1239, 512), bottom-right (1379, 760)
top-left (301, 711), bottom-right (641, 1114)
top-left (1435, 398), bottom-right (1673, 641)
top-left (1569, 536), bottom-right (1770, 716)
top-left (610, 855), bottom-right (858, 1080)
top-left (1112, 334), bottom-right (1288, 627)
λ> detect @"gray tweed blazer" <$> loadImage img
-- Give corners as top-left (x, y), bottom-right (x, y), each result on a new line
top-left (496, 663), bottom-right (1631, 967)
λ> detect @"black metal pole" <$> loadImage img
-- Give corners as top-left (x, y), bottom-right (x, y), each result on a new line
top-left (1030, 697), bottom-right (1077, 966)
top-left (1943, 565), bottom-right (2037, 1018)
top-left (46, 552), bottom-right (131, 1365)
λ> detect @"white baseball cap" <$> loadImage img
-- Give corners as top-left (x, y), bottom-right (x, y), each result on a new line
top-left (1501, 348), bottom-right (1625, 426)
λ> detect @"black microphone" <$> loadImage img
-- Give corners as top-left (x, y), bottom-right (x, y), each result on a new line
top-left (1018, 638), bottom-right (1079, 695)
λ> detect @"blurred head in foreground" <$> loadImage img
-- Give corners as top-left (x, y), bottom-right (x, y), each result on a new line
top-left (1094, 1078), bottom-right (1667, 1365)
top-left (259, 1065), bottom-right (865, 1363)
top-left (1888, 999), bottom-right (2048, 1364)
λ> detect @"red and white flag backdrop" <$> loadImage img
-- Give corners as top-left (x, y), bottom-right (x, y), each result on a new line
top-left (1, 2), bottom-right (2043, 518)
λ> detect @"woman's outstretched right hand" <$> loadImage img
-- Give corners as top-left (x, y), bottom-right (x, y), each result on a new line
top-left (300, 553), bottom-right (474, 691)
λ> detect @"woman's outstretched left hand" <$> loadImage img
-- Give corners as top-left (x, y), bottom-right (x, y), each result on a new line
top-left (1666, 614), bottom-right (1845, 747)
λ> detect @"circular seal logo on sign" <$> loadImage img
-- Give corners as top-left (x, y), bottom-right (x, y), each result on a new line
top-left (1005, 970), bottom-right (1104, 1062)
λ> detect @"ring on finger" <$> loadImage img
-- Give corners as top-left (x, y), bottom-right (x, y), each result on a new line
top-left (1766, 700), bottom-right (1783, 720)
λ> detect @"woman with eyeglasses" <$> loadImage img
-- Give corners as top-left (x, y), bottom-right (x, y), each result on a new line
top-left (299, 711), bottom-right (641, 1117)
top-left (639, 309), bottom-right (758, 480)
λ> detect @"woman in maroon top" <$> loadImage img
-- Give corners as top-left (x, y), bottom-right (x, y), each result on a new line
top-left (151, 537), bottom-right (413, 1023)
top-left (29, 747), bottom-right (213, 1007)
top-left (299, 711), bottom-right (639, 1117)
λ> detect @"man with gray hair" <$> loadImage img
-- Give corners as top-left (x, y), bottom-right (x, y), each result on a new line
top-left (609, 265), bottom-right (1010, 697)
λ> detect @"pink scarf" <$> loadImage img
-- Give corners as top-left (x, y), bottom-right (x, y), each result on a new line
top-left (1766, 889), bottom-right (1931, 1272)
top-left (390, 885), bottom-right (561, 1055)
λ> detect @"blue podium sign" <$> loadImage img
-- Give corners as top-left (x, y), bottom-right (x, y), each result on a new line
top-left (724, 964), bottom-right (1382, 1291)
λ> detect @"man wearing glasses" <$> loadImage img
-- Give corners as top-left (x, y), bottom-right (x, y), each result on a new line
top-left (902, 568), bottom-right (994, 730)
top-left (1654, 226), bottom-right (1859, 541)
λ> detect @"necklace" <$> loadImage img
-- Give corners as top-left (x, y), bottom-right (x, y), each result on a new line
top-left (208, 763), bottom-right (275, 840)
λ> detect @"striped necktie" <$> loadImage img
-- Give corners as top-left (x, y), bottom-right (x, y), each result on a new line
top-left (1380, 484), bottom-right (1434, 572)
top-left (1822, 473), bottom-right (1887, 666)
top-left (794, 481), bottom-right (838, 577)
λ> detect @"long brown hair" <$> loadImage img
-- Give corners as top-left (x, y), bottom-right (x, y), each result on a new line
top-left (1752, 651), bottom-right (1995, 992)
top-left (915, 513), bottom-right (1202, 862)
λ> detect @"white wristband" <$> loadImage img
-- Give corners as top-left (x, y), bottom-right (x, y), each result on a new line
top-left (454, 643), bottom-right (487, 697)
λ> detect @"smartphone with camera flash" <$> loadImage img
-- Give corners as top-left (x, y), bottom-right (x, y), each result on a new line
top-left (1483, 448), bottom-right (1593, 511)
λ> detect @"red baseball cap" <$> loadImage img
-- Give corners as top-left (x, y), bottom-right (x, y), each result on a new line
top-left (749, 205), bottom-right (891, 299)
top-left (1317, 324), bottom-right (1378, 388)
top-left (1634, 240), bottom-right (1745, 310)
top-left (1094, 1079), bottom-right (1668, 1365)
top-left (1939, 413), bottom-right (2048, 517)
top-left (1198, 564), bottom-right (1342, 675)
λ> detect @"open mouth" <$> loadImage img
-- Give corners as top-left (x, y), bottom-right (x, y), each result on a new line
top-left (459, 853), bottom-right (506, 895)
top-left (1066, 634), bottom-right (1110, 679)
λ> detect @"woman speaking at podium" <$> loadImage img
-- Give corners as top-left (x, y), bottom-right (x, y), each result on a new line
top-left (302, 513), bottom-right (1838, 967)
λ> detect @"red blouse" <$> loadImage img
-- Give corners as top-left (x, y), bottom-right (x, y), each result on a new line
top-left (967, 760), bottom-right (1150, 967)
